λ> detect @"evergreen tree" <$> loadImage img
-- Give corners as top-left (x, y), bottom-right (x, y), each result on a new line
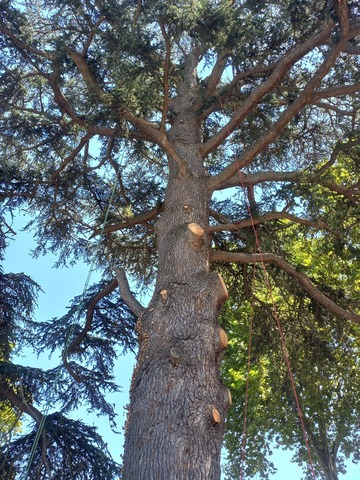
top-left (0, 1), bottom-right (359, 479)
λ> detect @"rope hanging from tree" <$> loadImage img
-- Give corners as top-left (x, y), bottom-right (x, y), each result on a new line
top-left (23, 141), bottom-right (127, 479)
top-left (237, 168), bottom-right (317, 480)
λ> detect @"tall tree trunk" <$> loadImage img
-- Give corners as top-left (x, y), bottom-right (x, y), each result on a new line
top-left (317, 446), bottom-right (339, 480)
top-left (122, 53), bottom-right (231, 480)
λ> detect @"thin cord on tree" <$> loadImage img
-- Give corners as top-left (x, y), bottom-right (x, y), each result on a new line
top-left (239, 263), bottom-right (255, 480)
top-left (24, 141), bottom-right (127, 479)
top-left (215, 83), bottom-right (317, 478)
top-left (237, 169), bottom-right (317, 480)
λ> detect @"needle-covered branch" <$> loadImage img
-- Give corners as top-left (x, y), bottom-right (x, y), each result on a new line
top-left (201, 21), bottom-right (334, 157)
top-left (65, 279), bottom-right (119, 356)
top-left (65, 46), bottom-right (187, 175)
top-left (51, 132), bottom-right (94, 181)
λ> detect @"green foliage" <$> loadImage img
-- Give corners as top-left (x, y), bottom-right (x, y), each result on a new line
top-left (0, 0), bottom-right (359, 478)
top-left (0, 413), bottom-right (121, 479)
top-left (220, 253), bottom-right (360, 479)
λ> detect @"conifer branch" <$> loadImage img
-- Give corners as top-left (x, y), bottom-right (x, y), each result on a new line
top-left (0, 382), bottom-right (43, 424)
top-left (82, 16), bottom-right (107, 57)
top-left (212, 136), bottom-right (360, 192)
top-left (51, 132), bottom-right (94, 181)
top-left (66, 279), bottom-right (119, 356)
top-left (208, 29), bottom-right (351, 191)
top-left (201, 21), bottom-right (334, 157)
top-left (49, 63), bottom-right (115, 136)
top-left (197, 62), bottom-right (277, 121)
top-left (211, 251), bottom-right (360, 324)
top-left (90, 203), bottom-right (164, 238)
top-left (0, 23), bottom-right (51, 58)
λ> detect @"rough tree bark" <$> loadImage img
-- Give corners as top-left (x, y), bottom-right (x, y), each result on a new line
top-left (122, 53), bottom-right (231, 480)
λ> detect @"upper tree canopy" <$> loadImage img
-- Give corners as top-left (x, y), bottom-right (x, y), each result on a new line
top-left (0, 0), bottom-right (359, 478)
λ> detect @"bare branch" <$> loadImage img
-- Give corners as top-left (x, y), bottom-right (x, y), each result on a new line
top-left (211, 251), bottom-right (360, 324)
top-left (212, 137), bottom-right (360, 192)
top-left (193, 51), bottom-right (229, 112)
top-left (90, 203), bottom-right (164, 238)
top-left (207, 211), bottom-right (340, 236)
top-left (115, 269), bottom-right (145, 317)
top-left (197, 62), bottom-right (278, 122)
top-left (344, 44), bottom-right (360, 54)
top-left (312, 82), bottom-right (360, 101)
top-left (211, 169), bottom-right (302, 191)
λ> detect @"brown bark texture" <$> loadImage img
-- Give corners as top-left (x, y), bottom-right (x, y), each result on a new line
top-left (122, 54), bottom-right (230, 480)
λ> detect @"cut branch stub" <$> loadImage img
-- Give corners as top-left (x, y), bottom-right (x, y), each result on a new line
top-left (187, 222), bottom-right (205, 249)
top-left (169, 347), bottom-right (181, 367)
top-left (216, 272), bottom-right (228, 303)
top-left (215, 328), bottom-right (228, 353)
top-left (160, 289), bottom-right (168, 304)
top-left (227, 389), bottom-right (232, 406)
top-left (209, 406), bottom-right (221, 426)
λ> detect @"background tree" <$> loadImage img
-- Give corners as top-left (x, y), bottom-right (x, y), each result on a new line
top-left (220, 212), bottom-right (360, 480)
top-left (0, 0), bottom-right (359, 479)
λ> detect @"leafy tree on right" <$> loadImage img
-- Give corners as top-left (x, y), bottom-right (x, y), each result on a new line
top-left (219, 151), bottom-right (360, 479)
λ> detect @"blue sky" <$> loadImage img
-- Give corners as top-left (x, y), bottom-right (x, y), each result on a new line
top-left (3, 213), bottom-right (359, 479)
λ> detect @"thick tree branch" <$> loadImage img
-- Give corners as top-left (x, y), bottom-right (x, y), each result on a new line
top-left (197, 62), bottom-right (278, 121)
top-left (115, 269), bottom-right (145, 317)
top-left (208, 29), bottom-right (352, 191)
top-left (49, 64), bottom-right (116, 136)
top-left (193, 51), bottom-right (229, 112)
top-left (212, 136), bottom-right (360, 192)
top-left (201, 21), bottom-right (334, 157)
top-left (82, 16), bottom-right (107, 57)
top-left (90, 203), bottom-right (164, 238)
top-left (207, 211), bottom-right (341, 237)
top-left (0, 382), bottom-right (43, 424)
top-left (312, 82), bottom-right (360, 101)
top-left (211, 251), bottom-right (360, 324)
top-left (211, 169), bottom-right (301, 191)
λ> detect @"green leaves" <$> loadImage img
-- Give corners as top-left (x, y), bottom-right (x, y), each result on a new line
top-left (220, 251), bottom-right (360, 479)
